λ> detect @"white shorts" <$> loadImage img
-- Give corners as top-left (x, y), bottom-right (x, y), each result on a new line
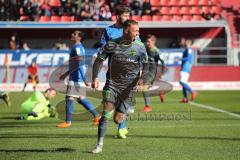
top-left (180, 71), bottom-right (190, 83)
top-left (66, 81), bottom-right (86, 97)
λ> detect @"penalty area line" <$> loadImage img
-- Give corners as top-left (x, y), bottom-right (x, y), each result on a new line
top-left (189, 101), bottom-right (240, 119)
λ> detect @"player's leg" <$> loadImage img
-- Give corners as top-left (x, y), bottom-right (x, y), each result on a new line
top-left (91, 88), bottom-right (116, 154)
top-left (0, 92), bottom-right (11, 107)
top-left (27, 103), bottom-right (49, 120)
top-left (77, 96), bottom-right (100, 126)
top-left (33, 75), bottom-right (39, 91)
top-left (180, 71), bottom-right (191, 102)
top-left (22, 75), bottom-right (31, 92)
top-left (141, 91), bottom-right (152, 112)
top-left (57, 95), bottom-right (74, 128)
top-left (91, 101), bottom-right (114, 154)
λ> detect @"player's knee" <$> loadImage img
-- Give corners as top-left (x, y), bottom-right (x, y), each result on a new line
top-left (114, 112), bottom-right (124, 124)
top-left (101, 110), bottom-right (113, 121)
top-left (66, 96), bottom-right (74, 101)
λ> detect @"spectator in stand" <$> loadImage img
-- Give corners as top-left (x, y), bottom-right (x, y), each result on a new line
top-left (0, 0), bottom-right (7, 21)
top-left (80, 4), bottom-right (93, 21)
top-left (99, 5), bottom-right (112, 21)
top-left (49, 0), bottom-right (61, 16)
top-left (130, 0), bottom-right (142, 16)
top-left (8, 34), bottom-right (21, 50)
top-left (92, 0), bottom-right (104, 21)
top-left (40, 0), bottom-right (51, 16)
top-left (9, 0), bottom-right (19, 20)
top-left (22, 42), bottom-right (30, 51)
top-left (61, 0), bottom-right (74, 16)
top-left (142, 0), bottom-right (152, 15)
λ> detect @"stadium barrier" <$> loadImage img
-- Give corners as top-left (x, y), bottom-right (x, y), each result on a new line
top-left (0, 49), bottom-right (239, 91)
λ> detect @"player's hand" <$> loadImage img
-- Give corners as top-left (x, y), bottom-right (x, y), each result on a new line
top-left (59, 74), bottom-right (66, 80)
top-left (84, 81), bottom-right (90, 87)
top-left (136, 79), bottom-right (144, 91)
top-left (91, 78), bottom-right (99, 89)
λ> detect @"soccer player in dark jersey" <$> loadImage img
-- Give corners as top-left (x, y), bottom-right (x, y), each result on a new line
top-left (57, 30), bottom-right (100, 128)
top-left (98, 5), bottom-right (140, 139)
top-left (90, 20), bottom-right (148, 154)
top-left (22, 62), bottom-right (39, 92)
top-left (141, 34), bottom-right (166, 112)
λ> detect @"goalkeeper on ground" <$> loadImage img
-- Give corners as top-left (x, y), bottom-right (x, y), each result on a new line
top-left (19, 88), bottom-right (57, 120)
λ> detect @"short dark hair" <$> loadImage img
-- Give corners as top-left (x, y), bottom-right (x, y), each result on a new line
top-left (146, 34), bottom-right (157, 42)
top-left (72, 30), bottom-right (84, 41)
top-left (45, 88), bottom-right (57, 93)
top-left (123, 20), bottom-right (138, 28)
top-left (115, 5), bottom-right (131, 15)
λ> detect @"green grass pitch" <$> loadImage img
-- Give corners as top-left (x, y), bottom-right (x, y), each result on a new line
top-left (0, 91), bottom-right (240, 160)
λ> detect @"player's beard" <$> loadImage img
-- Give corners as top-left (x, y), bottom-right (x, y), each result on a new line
top-left (120, 16), bottom-right (128, 24)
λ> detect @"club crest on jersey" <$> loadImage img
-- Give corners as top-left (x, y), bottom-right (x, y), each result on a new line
top-left (130, 50), bottom-right (137, 56)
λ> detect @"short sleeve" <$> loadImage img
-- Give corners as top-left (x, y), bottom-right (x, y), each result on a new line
top-left (99, 28), bottom-right (109, 48)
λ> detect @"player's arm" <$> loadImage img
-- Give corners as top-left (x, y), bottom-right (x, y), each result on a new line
top-left (99, 28), bottom-right (109, 48)
top-left (92, 46), bottom-right (108, 88)
top-left (138, 46), bottom-right (149, 86)
top-left (157, 51), bottom-right (166, 74)
top-left (59, 70), bottom-right (70, 80)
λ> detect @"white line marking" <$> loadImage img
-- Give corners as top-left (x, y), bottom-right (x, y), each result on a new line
top-left (0, 124), bottom-right (240, 134)
top-left (189, 101), bottom-right (240, 118)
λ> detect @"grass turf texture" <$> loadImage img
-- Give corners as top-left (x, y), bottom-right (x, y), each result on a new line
top-left (0, 91), bottom-right (240, 160)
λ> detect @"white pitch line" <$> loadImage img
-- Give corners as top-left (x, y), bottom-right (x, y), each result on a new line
top-left (0, 124), bottom-right (240, 134)
top-left (189, 101), bottom-right (240, 118)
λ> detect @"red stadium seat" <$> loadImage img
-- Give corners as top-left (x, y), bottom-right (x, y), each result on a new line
top-left (150, 0), bottom-right (160, 6)
top-left (160, 7), bottom-right (170, 14)
top-left (39, 16), bottom-right (50, 22)
top-left (20, 16), bottom-right (30, 21)
top-left (180, 0), bottom-right (189, 6)
top-left (200, 0), bottom-right (209, 6)
top-left (51, 16), bottom-right (61, 22)
top-left (182, 15), bottom-right (192, 21)
top-left (212, 6), bottom-right (221, 15)
top-left (191, 7), bottom-right (201, 14)
top-left (142, 15), bottom-right (152, 21)
top-left (189, 0), bottom-right (199, 5)
top-left (202, 6), bottom-right (211, 14)
top-left (211, 0), bottom-right (220, 5)
top-left (152, 15), bottom-right (161, 21)
top-left (171, 7), bottom-right (181, 15)
top-left (161, 15), bottom-right (171, 21)
top-left (160, 0), bottom-right (169, 6)
top-left (49, 0), bottom-right (61, 7)
top-left (172, 15), bottom-right (182, 21)
top-left (181, 7), bottom-right (191, 14)
top-left (61, 16), bottom-right (72, 22)
top-left (131, 15), bottom-right (142, 21)
top-left (169, 0), bottom-right (179, 6)
top-left (192, 15), bottom-right (203, 21)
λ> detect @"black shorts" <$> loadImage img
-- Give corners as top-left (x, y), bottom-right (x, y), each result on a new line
top-left (28, 75), bottom-right (39, 83)
top-left (102, 86), bottom-right (135, 114)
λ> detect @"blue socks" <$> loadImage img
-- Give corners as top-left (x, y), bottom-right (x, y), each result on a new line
top-left (78, 98), bottom-right (98, 117)
top-left (118, 115), bottom-right (127, 130)
top-left (66, 97), bottom-right (74, 123)
top-left (180, 81), bottom-right (193, 98)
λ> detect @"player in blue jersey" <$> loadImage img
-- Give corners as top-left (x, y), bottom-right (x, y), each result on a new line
top-left (90, 20), bottom-right (148, 154)
top-left (57, 30), bottom-right (100, 128)
top-left (179, 39), bottom-right (197, 103)
top-left (98, 5), bottom-right (133, 139)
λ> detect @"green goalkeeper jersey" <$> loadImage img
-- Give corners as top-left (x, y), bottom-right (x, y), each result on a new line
top-left (21, 91), bottom-right (50, 115)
